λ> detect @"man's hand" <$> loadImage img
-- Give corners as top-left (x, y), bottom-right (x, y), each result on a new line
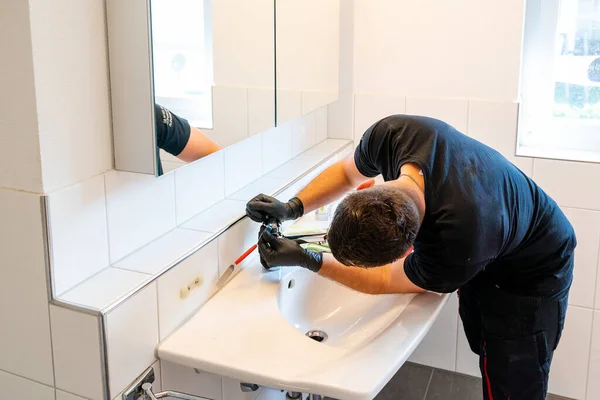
top-left (258, 227), bottom-right (323, 272)
top-left (246, 194), bottom-right (304, 223)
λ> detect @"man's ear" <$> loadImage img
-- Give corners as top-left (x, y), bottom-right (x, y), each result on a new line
top-left (356, 179), bottom-right (376, 191)
top-left (402, 245), bottom-right (415, 259)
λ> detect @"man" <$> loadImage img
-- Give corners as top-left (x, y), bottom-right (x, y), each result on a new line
top-left (246, 115), bottom-right (575, 400)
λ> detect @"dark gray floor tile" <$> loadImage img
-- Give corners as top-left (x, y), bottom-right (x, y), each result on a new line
top-left (547, 394), bottom-right (575, 400)
top-left (425, 370), bottom-right (482, 400)
top-left (374, 362), bottom-right (434, 400)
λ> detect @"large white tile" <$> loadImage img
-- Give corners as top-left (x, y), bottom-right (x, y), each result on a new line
top-left (175, 152), bottom-right (225, 225)
top-left (533, 159), bottom-right (600, 210)
top-left (105, 171), bottom-right (176, 263)
top-left (223, 377), bottom-right (263, 400)
top-left (302, 91), bottom-right (338, 116)
top-left (409, 293), bottom-right (458, 371)
top-left (181, 199), bottom-right (246, 234)
top-left (59, 267), bottom-right (150, 311)
top-left (106, 282), bottom-right (159, 397)
top-left (0, 1), bottom-right (42, 192)
top-left (248, 88), bottom-right (275, 136)
top-left (114, 228), bottom-right (212, 275)
top-left (0, 189), bottom-right (53, 385)
top-left (290, 112), bottom-right (316, 158)
top-left (48, 174), bottom-right (109, 296)
top-left (161, 361), bottom-right (222, 400)
top-left (56, 391), bottom-right (89, 400)
top-left (262, 124), bottom-right (293, 175)
top-left (455, 318), bottom-right (481, 378)
top-left (295, 139), bottom-right (350, 164)
top-left (157, 241), bottom-right (219, 340)
top-left (467, 100), bottom-right (533, 176)
top-left (406, 96), bottom-right (469, 133)
top-left (50, 306), bottom-right (104, 400)
top-left (587, 311), bottom-right (600, 400)
top-left (228, 177), bottom-right (288, 202)
top-left (277, 89), bottom-right (302, 126)
top-left (559, 208), bottom-right (600, 308)
top-left (264, 159), bottom-right (317, 181)
top-left (314, 107), bottom-right (329, 144)
top-left (31, 0), bottom-right (112, 191)
top-left (0, 370), bottom-right (55, 400)
top-left (212, 86), bottom-right (248, 148)
top-left (327, 91), bottom-right (354, 140)
top-left (224, 135), bottom-right (263, 197)
top-left (354, 92), bottom-right (406, 144)
top-left (549, 306), bottom-right (593, 400)
top-left (217, 218), bottom-right (259, 279)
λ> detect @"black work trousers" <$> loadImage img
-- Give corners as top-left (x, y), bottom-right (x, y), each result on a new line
top-left (458, 272), bottom-right (570, 400)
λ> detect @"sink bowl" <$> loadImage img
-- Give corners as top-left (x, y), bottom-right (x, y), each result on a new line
top-left (278, 268), bottom-right (415, 349)
top-left (157, 253), bottom-right (449, 400)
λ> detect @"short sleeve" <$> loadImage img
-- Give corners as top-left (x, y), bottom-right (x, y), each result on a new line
top-left (155, 104), bottom-right (191, 156)
top-left (354, 122), bottom-right (387, 177)
top-left (404, 251), bottom-right (488, 293)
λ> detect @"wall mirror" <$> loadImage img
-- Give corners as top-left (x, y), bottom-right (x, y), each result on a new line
top-left (107, 0), bottom-right (275, 176)
top-left (275, 0), bottom-right (340, 125)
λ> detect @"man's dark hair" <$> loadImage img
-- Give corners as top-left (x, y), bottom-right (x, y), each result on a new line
top-left (327, 186), bottom-right (421, 268)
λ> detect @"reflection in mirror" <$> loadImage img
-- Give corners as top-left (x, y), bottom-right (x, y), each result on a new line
top-left (276, 0), bottom-right (340, 126)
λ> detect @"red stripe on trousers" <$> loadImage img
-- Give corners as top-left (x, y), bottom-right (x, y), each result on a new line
top-left (483, 342), bottom-right (494, 400)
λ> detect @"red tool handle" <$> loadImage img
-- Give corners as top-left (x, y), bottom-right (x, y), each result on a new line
top-left (234, 243), bottom-right (258, 265)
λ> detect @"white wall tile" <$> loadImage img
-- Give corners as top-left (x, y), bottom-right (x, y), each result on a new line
top-left (217, 218), bottom-right (259, 279)
top-left (296, 139), bottom-right (350, 164)
top-left (559, 208), bottom-right (600, 308)
top-left (175, 152), bottom-right (225, 224)
top-left (0, 370), bottom-right (55, 400)
top-left (302, 91), bottom-right (338, 116)
top-left (223, 377), bottom-right (263, 400)
top-left (228, 177), bottom-right (288, 202)
top-left (106, 282), bottom-right (159, 397)
top-left (162, 162), bottom-right (183, 175)
top-left (48, 175), bottom-right (109, 296)
top-left (0, 189), bottom-right (53, 385)
top-left (50, 306), bottom-right (104, 400)
top-left (59, 267), bottom-right (150, 311)
top-left (277, 89), bottom-right (302, 126)
top-left (181, 199), bottom-right (246, 234)
top-left (291, 113), bottom-right (317, 158)
top-left (354, 93), bottom-right (406, 144)
top-left (248, 88), bottom-right (275, 136)
top-left (587, 311), bottom-right (600, 400)
top-left (211, 86), bottom-right (249, 148)
top-left (456, 319), bottom-right (481, 378)
top-left (315, 107), bottom-right (329, 144)
top-left (157, 241), bottom-right (219, 340)
top-left (262, 124), bottom-right (293, 175)
top-left (406, 97), bottom-right (469, 134)
top-left (161, 361), bottom-right (223, 400)
top-left (0, 1), bottom-right (42, 192)
top-left (409, 293), bottom-right (458, 371)
top-left (533, 159), bottom-right (600, 210)
top-left (327, 91), bottom-right (355, 140)
top-left (30, 0), bottom-right (112, 191)
top-left (224, 135), bottom-right (263, 196)
top-left (56, 390), bottom-right (89, 400)
top-left (105, 171), bottom-right (176, 263)
top-left (114, 229), bottom-right (211, 276)
top-left (264, 159), bottom-right (317, 182)
top-left (549, 306), bottom-right (593, 400)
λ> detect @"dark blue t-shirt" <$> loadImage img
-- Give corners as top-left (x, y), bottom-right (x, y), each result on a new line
top-left (354, 115), bottom-right (576, 298)
top-left (154, 104), bottom-right (191, 175)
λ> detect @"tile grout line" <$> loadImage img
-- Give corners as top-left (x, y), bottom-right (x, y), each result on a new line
top-left (0, 367), bottom-right (55, 390)
top-left (422, 368), bottom-right (435, 400)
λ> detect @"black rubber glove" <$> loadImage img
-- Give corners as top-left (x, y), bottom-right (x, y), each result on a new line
top-left (246, 194), bottom-right (304, 223)
top-left (258, 226), bottom-right (323, 272)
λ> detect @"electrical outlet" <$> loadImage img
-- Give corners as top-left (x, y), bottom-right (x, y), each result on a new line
top-left (180, 274), bottom-right (204, 299)
top-left (122, 366), bottom-right (155, 400)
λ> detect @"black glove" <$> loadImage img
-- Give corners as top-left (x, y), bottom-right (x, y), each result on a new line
top-left (258, 226), bottom-right (323, 272)
top-left (246, 194), bottom-right (304, 223)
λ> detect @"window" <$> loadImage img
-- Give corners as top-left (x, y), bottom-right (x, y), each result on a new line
top-left (518, 0), bottom-right (600, 162)
top-left (150, 0), bottom-right (214, 129)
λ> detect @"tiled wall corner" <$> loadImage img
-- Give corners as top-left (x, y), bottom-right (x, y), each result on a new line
top-left (157, 240), bottom-right (220, 340)
top-left (47, 174), bottom-right (109, 296)
top-left (0, 370), bottom-right (55, 400)
top-left (224, 134), bottom-right (264, 196)
top-left (30, 0), bottom-right (112, 192)
top-left (105, 171), bottom-right (177, 263)
top-left (409, 293), bottom-right (458, 372)
top-left (0, 0), bottom-right (43, 192)
top-left (406, 97), bottom-right (469, 133)
top-left (174, 152), bottom-right (226, 225)
top-left (0, 189), bottom-right (54, 385)
top-left (353, 93), bottom-right (405, 144)
top-left (50, 305), bottom-right (104, 400)
top-left (105, 282), bottom-right (159, 397)
top-left (161, 360), bottom-right (223, 400)
top-left (291, 112), bottom-right (317, 158)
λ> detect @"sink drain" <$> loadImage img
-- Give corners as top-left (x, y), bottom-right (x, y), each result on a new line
top-left (306, 330), bottom-right (328, 343)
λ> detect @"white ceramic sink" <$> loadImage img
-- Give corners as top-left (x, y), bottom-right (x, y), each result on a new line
top-left (157, 253), bottom-right (449, 400)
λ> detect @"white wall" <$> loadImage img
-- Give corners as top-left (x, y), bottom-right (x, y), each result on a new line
top-left (337, 1), bottom-right (600, 399)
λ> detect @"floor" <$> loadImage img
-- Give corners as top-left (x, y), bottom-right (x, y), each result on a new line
top-left (371, 362), bottom-right (573, 400)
